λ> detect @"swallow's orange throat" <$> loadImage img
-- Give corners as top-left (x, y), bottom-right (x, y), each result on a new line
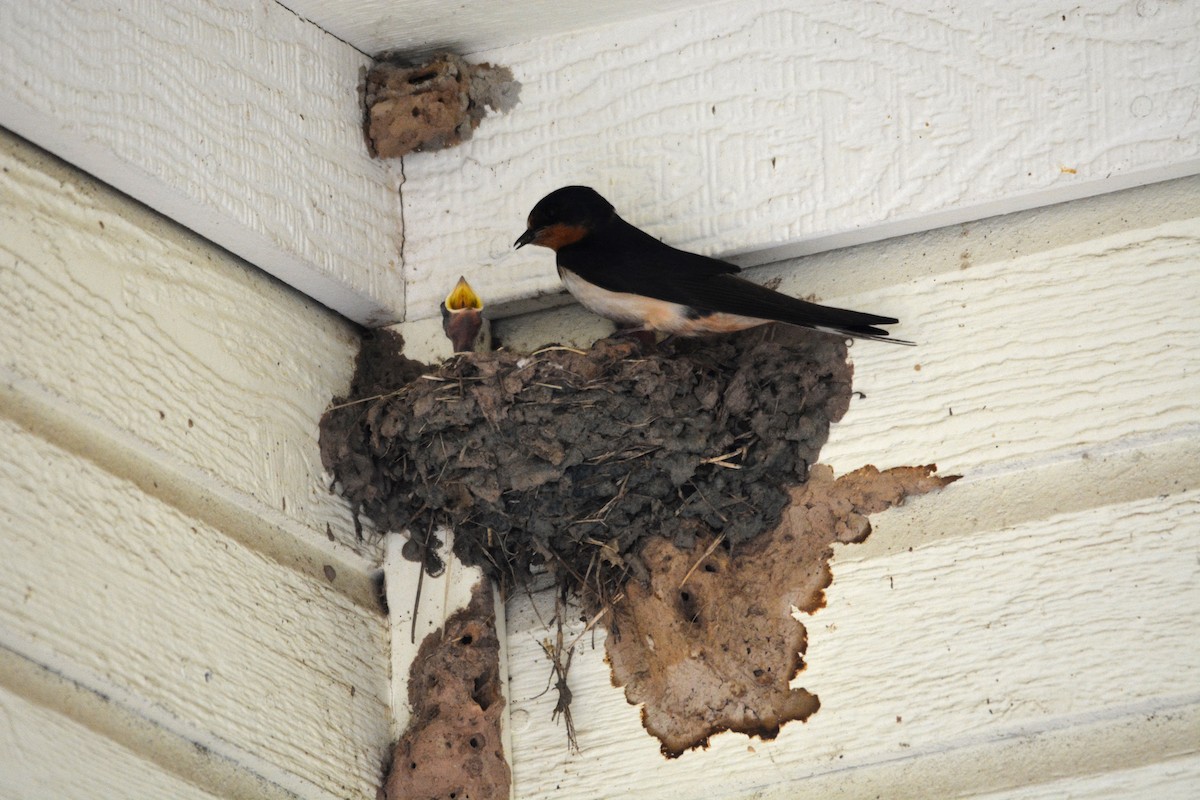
top-left (531, 222), bottom-right (589, 251)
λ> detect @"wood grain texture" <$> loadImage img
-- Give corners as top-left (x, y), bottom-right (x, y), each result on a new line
top-left (0, 419), bottom-right (390, 800)
top-left (0, 0), bottom-right (404, 325)
top-left (814, 215), bottom-right (1200, 477)
top-left (0, 130), bottom-right (379, 571)
top-left (277, 0), bottom-right (705, 57)
top-left (975, 753), bottom-right (1200, 800)
top-left (495, 178), bottom-right (1200, 797)
top-left (0, 680), bottom-right (224, 800)
top-left (504, 489), bottom-right (1200, 799)
top-left (398, 0), bottom-right (1200, 321)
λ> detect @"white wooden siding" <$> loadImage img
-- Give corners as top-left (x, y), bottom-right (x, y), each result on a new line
top-left (0, 130), bottom-right (389, 798)
top-left (0, 0), bottom-right (404, 326)
top-left (0, 130), bottom-right (377, 568)
top-left (975, 755), bottom-right (1200, 800)
top-left (3, 0), bottom-right (1198, 795)
top-left (397, 0), bottom-right (1200, 323)
top-left (0, 420), bottom-right (390, 799)
top-left (5, 1), bottom-right (1197, 329)
top-left (498, 177), bottom-right (1200, 798)
top-left (0, 682), bottom-right (224, 800)
top-left (276, 0), bottom-right (711, 57)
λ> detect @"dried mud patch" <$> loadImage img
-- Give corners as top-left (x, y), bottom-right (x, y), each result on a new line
top-left (383, 580), bottom-right (509, 800)
top-left (607, 464), bottom-right (958, 756)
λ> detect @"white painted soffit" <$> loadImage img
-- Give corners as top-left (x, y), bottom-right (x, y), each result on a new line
top-left (276, 0), bottom-right (718, 57)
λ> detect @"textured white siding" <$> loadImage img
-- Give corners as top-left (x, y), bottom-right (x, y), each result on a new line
top-left (2, 0), bottom-right (1198, 795)
top-left (0, 130), bottom-right (389, 799)
top-left (498, 176), bottom-right (1200, 798)
top-left (397, 0), bottom-right (1200, 323)
top-left (0, 0), bottom-right (404, 325)
top-left (4, 1), bottom-right (1197, 328)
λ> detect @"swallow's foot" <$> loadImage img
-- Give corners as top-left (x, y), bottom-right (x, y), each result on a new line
top-left (607, 326), bottom-right (658, 353)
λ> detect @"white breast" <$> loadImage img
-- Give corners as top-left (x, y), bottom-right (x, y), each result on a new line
top-left (558, 268), bottom-right (684, 330)
top-left (558, 267), bottom-right (766, 334)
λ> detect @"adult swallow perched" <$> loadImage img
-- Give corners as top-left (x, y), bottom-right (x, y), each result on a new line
top-left (514, 186), bottom-right (913, 345)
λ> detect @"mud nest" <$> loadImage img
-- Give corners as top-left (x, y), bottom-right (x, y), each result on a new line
top-left (320, 326), bottom-right (852, 606)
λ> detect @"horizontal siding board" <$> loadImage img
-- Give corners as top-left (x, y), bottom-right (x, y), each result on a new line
top-left (0, 419), bottom-right (390, 799)
top-left (493, 178), bottom-right (1200, 797)
top-left (842, 434), bottom-right (1200, 563)
top-left (747, 705), bottom-right (1200, 800)
top-left (0, 682), bottom-right (223, 800)
top-left (814, 216), bottom-right (1200, 476)
top-left (0, 129), bottom-right (378, 566)
top-left (973, 753), bottom-right (1200, 800)
top-left (0, 0), bottom-right (403, 325)
top-left (505, 489), bottom-right (1200, 799)
top-left (397, 0), bottom-right (1200, 321)
top-left (489, 175), bottom-right (1200, 354)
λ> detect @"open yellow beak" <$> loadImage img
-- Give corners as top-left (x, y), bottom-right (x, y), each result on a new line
top-left (441, 276), bottom-right (484, 353)
top-left (444, 276), bottom-right (483, 312)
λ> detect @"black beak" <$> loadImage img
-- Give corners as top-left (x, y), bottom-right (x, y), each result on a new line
top-left (514, 228), bottom-right (537, 249)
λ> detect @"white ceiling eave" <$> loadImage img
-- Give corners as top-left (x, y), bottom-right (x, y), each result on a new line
top-left (276, 0), bottom-right (716, 57)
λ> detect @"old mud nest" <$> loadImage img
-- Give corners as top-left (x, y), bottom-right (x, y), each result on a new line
top-left (320, 326), bottom-right (852, 606)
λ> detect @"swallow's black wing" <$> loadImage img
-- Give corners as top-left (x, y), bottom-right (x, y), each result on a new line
top-left (561, 217), bottom-right (912, 344)
top-left (679, 273), bottom-right (909, 342)
top-left (577, 217), bottom-right (741, 276)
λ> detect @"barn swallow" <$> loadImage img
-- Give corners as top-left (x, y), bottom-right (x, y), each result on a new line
top-left (441, 275), bottom-right (484, 352)
top-left (514, 186), bottom-right (913, 344)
